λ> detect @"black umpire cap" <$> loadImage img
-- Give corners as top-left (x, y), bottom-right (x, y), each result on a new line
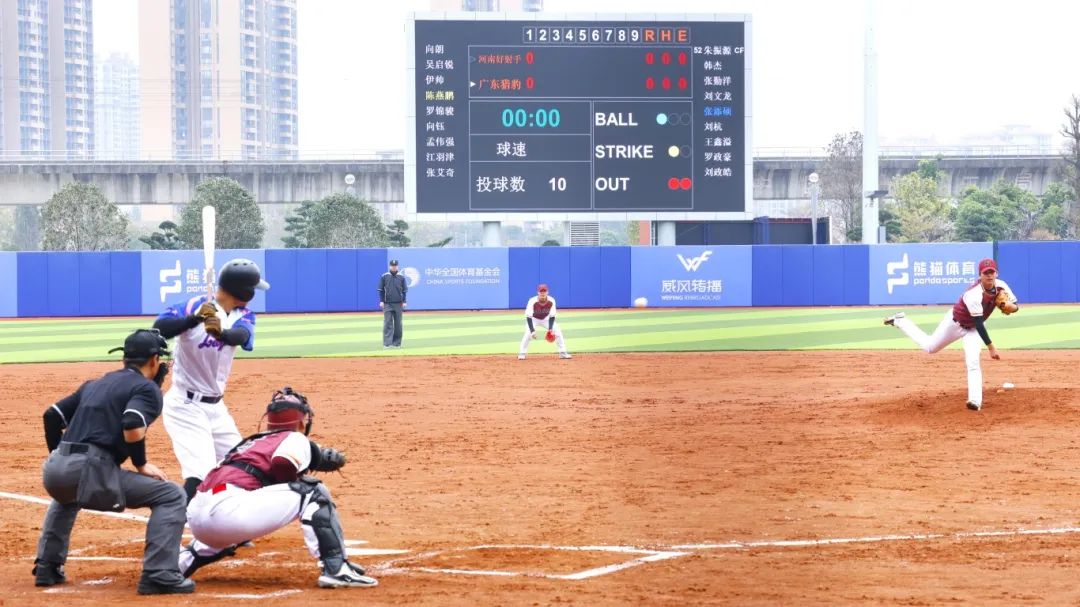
top-left (108, 329), bottom-right (171, 360)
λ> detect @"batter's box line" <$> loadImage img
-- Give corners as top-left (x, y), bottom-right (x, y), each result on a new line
top-left (667, 525), bottom-right (1080, 551)
top-left (371, 544), bottom-right (689, 581)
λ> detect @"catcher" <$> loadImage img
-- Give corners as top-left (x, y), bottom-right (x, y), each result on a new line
top-left (178, 387), bottom-right (377, 588)
top-left (518, 283), bottom-right (572, 360)
top-left (884, 258), bottom-right (1019, 411)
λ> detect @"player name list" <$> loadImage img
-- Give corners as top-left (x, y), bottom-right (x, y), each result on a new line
top-left (414, 20), bottom-right (746, 214)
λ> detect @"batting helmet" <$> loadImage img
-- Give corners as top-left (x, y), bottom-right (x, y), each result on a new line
top-left (264, 387), bottom-right (314, 435)
top-left (218, 258), bottom-right (270, 302)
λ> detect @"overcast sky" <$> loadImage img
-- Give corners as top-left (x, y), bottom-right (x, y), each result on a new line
top-left (94, 0), bottom-right (1080, 155)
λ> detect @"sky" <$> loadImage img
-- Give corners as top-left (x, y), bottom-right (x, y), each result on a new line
top-left (93, 0), bottom-right (1080, 155)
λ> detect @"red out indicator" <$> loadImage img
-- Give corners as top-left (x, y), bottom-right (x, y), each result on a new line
top-left (680, 177), bottom-right (693, 190)
top-left (667, 177), bottom-right (680, 190)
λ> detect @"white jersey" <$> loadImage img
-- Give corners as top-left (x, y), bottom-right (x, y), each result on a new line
top-left (158, 295), bottom-right (257, 397)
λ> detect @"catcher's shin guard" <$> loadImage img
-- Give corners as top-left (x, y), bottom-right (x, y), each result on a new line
top-left (291, 479), bottom-right (348, 574)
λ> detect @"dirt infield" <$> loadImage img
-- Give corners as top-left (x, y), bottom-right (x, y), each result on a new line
top-left (3, 350), bottom-right (1080, 605)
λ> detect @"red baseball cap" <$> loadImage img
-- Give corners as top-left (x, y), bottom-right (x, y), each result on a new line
top-left (978, 258), bottom-right (997, 274)
top-left (537, 283), bottom-right (549, 292)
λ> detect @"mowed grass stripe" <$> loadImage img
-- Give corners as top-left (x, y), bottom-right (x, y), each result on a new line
top-left (2, 305), bottom-right (1078, 363)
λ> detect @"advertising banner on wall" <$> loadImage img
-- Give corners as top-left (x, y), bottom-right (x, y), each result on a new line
top-left (385, 247), bottom-right (509, 310)
top-left (630, 246), bottom-right (752, 307)
top-left (141, 250), bottom-right (267, 315)
top-left (0, 253), bottom-right (15, 317)
top-left (869, 242), bottom-right (993, 305)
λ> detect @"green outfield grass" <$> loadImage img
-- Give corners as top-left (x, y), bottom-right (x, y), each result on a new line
top-left (1, 305), bottom-right (1078, 364)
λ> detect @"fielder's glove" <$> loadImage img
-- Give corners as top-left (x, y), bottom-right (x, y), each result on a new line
top-left (203, 315), bottom-right (223, 337)
top-left (311, 446), bottom-right (347, 473)
top-left (545, 330), bottom-right (556, 343)
top-left (994, 288), bottom-right (1012, 314)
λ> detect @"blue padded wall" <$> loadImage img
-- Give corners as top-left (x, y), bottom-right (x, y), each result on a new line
top-left (599, 246), bottom-right (631, 308)
top-left (78, 252), bottom-right (111, 316)
top-left (780, 246), bottom-right (813, 306)
top-left (995, 242), bottom-right (1029, 304)
top-left (811, 245), bottom-right (845, 306)
top-left (326, 249), bottom-right (359, 312)
top-left (509, 247), bottom-right (540, 309)
top-left (842, 245), bottom-right (870, 305)
top-left (568, 247), bottom-right (603, 308)
top-left (295, 249), bottom-right (328, 313)
top-left (110, 252), bottom-right (142, 315)
top-left (537, 247), bottom-right (571, 305)
top-left (356, 249), bottom-right (387, 312)
top-left (264, 249), bottom-right (298, 313)
top-left (16, 253), bottom-right (48, 317)
top-left (752, 245), bottom-right (783, 306)
top-left (47, 253), bottom-right (80, 317)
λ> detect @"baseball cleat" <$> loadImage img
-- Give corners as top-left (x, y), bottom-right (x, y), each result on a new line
top-left (137, 577), bottom-right (196, 595)
top-left (559, 352), bottom-right (573, 359)
top-left (32, 562), bottom-right (65, 587)
top-left (518, 354), bottom-right (526, 360)
top-left (966, 401), bottom-right (981, 411)
top-left (883, 312), bottom-right (906, 326)
top-left (318, 562), bottom-right (378, 588)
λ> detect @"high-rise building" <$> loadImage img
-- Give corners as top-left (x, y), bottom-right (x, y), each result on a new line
top-left (139, 0), bottom-right (298, 160)
top-left (0, 0), bottom-right (94, 158)
top-left (430, 0), bottom-right (543, 10)
top-left (93, 52), bottom-right (139, 159)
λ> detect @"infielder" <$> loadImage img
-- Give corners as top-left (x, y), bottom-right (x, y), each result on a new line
top-left (152, 258), bottom-right (269, 501)
top-left (884, 258), bottom-right (1018, 411)
top-left (179, 388), bottom-right (377, 589)
top-left (519, 283), bottom-right (571, 360)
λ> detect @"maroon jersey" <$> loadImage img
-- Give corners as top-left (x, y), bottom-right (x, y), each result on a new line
top-left (199, 430), bottom-right (311, 491)
top-left (530, 298), bottom-right (554, 320)
top-left (951, 279), bottom-right (1014, 329)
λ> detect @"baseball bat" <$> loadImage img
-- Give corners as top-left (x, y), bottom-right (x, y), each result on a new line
top-left (202, 206), bottom-right (216, 300)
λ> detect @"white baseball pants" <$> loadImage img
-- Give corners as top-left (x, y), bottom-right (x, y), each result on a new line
top-left (162, 386), bottom-right (242, 480)
top-left (519, 317), bottom-right (568, 355)
top-left (184, 483), bottom-right (321, 561)
top-left (894, 310), bottom-right (985, 407)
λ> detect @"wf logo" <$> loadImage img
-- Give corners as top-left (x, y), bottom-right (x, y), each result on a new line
top-left (677, 250), bottom-right (713, 272)
top-left (160, 261), bottom-right (182, 303)
top-left (886, 253), bottom-right (910, 294)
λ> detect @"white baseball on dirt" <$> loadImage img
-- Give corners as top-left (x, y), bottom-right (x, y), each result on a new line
top-left (1002, 382), bottom-right (1015, 389)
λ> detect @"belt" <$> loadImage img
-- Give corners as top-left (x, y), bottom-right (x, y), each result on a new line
top-left (186, 390), bottom-right (223, 404)
top-left (57, 442), bottom-right (112, 460)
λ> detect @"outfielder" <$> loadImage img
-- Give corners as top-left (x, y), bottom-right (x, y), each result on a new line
top-left (179, 388), bottom-right (377, 589)
top-left (519, 283), bottom-right (571, 360)
top-left (884, 258), bottom-right (1018, 411)
top-left (152, 258), bottom-right (269, 501)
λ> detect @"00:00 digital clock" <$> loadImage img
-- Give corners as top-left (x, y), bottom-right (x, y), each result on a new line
top-left (501, 108), bottom-right (561, 128)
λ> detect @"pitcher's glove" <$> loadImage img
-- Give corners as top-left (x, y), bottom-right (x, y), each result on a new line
top-left (994, 288), bottom-right (1012, 314)
top-left (311, 446), bottom-right (346, 472)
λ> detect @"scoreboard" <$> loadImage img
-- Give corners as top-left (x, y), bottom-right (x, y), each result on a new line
top-left (405, 14), bottom-right (751, 219)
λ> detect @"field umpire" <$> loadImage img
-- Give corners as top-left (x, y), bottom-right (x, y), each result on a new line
top-left (378, 258), bottom-right (408, 348)
top-left (33, 329), bottom-right (194, 595)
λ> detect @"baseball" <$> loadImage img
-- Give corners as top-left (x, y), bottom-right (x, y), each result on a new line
top-left (1002, 382), bottom-right (1015, 389)
top-left (634, 297), bottom-right (648, 308)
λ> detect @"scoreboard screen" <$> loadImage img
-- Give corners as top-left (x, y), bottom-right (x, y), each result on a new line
top-left (406, 14), bottom-right (751, 219)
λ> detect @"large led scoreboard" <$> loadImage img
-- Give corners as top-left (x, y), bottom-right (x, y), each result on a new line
top-left (406, 14), bottom-right (751, 219)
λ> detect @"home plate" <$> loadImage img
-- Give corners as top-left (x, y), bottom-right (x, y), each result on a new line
top-left (347, 548), bottom-right (409, 556)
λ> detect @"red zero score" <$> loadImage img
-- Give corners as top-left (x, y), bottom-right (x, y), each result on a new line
top-left (525, 51), bottom-right (534, 64)
top-left (525, 76), bottom-right (535, 89)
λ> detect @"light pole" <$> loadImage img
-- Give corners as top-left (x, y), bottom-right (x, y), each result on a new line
top-left (808, 172), bottom-right (820, 244)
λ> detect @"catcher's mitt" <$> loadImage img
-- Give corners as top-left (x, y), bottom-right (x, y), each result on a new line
top-left (311, 446), bottom-right (346, 472)
top-left (545, 330), bottom-right (556, 343)
top-left (994, 288), bottom-right (1012, 314)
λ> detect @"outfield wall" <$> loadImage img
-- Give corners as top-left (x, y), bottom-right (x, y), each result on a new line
top-left (1, 242), bottom-right (1076, 317)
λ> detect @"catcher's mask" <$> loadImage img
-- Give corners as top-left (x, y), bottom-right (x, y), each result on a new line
top-left (262, 387), bottom-right (314, 435)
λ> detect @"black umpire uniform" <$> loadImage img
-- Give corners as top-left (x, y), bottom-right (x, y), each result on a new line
top-left (378, 259), bottom-right (408, 348)
top-left (33, 329), bottom-right (194, 595)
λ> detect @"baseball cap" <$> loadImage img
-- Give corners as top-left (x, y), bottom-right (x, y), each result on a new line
top-left (108, 329), bottom-right (170, 360)
top-left (978, 258), bottom-right (998, 274)
top-left (537, 283), bottom-right (549, 292)
top-left (389, 259), bottom-right (399, 266)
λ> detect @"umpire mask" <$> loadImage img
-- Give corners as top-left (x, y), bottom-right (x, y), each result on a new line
top-left (263, 387), bottom-right (314, 435)
top-left (153, 359), bottom-right (170, 387)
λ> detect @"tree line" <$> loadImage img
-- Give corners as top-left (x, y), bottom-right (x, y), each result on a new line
top-left (1, 176), bottom-right (431, 252)
top-left (818, 95), bottom-right (1080, 243)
